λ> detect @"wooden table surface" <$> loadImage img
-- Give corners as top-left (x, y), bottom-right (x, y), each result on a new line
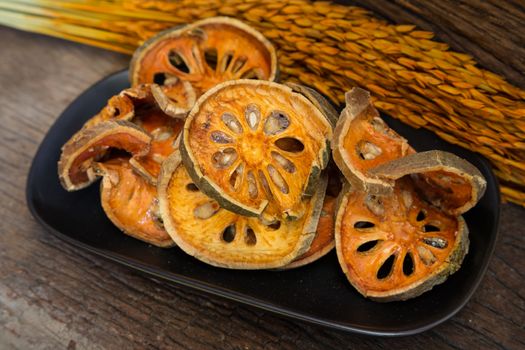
top-left (1, 1), bottom-right (524, 349)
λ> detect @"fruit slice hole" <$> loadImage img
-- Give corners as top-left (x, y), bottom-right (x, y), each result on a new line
top-left (403, 252), bottom-right (415, 276)
top-left (153, 72), bottom-right (167, 85)
top-left (264, 111), bottom-right (290, 135)
top-left (357, 239), bottom-right (380, 252)
top-left (222, 225), bottom-right (236, 243)
top-left (204, 48), bottom-right (218, 70)
top-left (193, 201), bottom-right (220, 219)
top-left (220, 52), bottom-right (234, 72)
top-left (212, 148), bottom-right (237, 169)
top-left (267, 164), bottom-right (289, 194)
top-left (229, 163), bottom-right (244, 191)
top-left (245, 104), bottom-right (261, 130)
top-left (377, 254), bottom-right (396, 279)
top-left (266, 221), bottom-right (281, 230)
top-left (357, 140), bottom-right (382, 160)
top-left (168, 50), bottom-right (190, 73)
top-left (417, 245), bottom-right (436, 265)
top-left (271, 152), bottom-right (296, 173)
top-left (275, 137), bottom-right (304, 153)
top-left (232, 56), bottom-right (247, 73)
top-left (353, 221), bottom-right (375, 229)
top-left (211, 130), bottom-right (233, 144)
top-left (416, 210), bottom-right (426, 222)
top-left (222, 113), bottom-right (243, 134)
top-left (245, 227), bottom-right (257, 245)
top-left (247, 170), bottom-right (258, 198)
top-left (240, 68), bottom-right (261, 79)
top-left (186, 183), bottom-right (199, 192)
top-left (258, 170), bottom-right (274, 199)
top-left (423, 237), bottom-right (448, 249)
top-left (423, 224), bottom-right (440, 232)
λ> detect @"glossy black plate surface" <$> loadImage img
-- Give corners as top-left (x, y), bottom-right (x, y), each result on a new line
top-left (27, 70), bottom-right (500, 336)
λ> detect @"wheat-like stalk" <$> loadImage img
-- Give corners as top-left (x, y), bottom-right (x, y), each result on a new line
top-left (1, 0), bottom-right (524, 205)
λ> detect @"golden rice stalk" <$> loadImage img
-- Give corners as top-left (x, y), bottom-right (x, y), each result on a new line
top-left (1, 0), bottom-right (524, 206)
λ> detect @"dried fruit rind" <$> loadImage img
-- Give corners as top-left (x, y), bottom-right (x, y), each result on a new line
top-left (130, 17), bottom-right (278, 96)
top-left (335, 179), bottom-right (469, 302)
top-left (157, 152), bottom-right (327, 269)
top-left (181, 79), bottom-right (333, 219)
top-left (96, 158), bottom-right (174, 247)
top-left (281, 195), bottom-right (336, 269)
top-left (58, 120), bottom-right (151, 191)
top-left (332, 87), bottom-right (413, 194)
top-left (369, 150), bottom-right (487, 215)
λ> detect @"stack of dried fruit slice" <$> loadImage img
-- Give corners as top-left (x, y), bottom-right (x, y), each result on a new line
top-left (333, 88), bottom-right (486, 301)
top-left (57, 16), bottom-right (488, 300)
top-left (58, 84), bottom-right (186, 247)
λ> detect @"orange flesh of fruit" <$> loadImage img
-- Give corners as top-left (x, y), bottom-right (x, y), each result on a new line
top-left (136, 23), bottom-right (273, 96)
top-left (339, 177), bottom-right (460, 294)
top-left (413, 170), bottom-right (474, 213)
top-left (99, 158), bottom-right (171, 246)
top-left (133, 108), bottom-right (183, 179)
top-left (343, 114), bottom-right (414, 175)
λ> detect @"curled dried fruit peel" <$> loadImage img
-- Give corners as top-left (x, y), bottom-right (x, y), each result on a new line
top-left (332, 87), bottom-right (413, 194)
top-left (58, 120), bottom-right (151, 191)
top-left (157, 152), bottom-right (327, 269)
top-left (130, 17), bottom-right (278, 97)
top-left (180, 80), bottom-right (333, 221)
top-left (369, 150), bottom-right (487, 216)
top-left (96, 158), bottom-right (174, 247)
top-left (86, 83), bottom-right (189, 185)
top-left (335, 179), bottom-right (469, 302)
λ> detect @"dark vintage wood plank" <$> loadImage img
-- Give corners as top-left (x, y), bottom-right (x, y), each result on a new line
top-left (0, 0), bottom-right (524, 348)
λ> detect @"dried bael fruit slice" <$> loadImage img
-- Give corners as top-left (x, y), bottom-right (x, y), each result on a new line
top-left (157, 152), bottom-right (326, 269)
top-left (58, 120), bottom-right (151, 191)
top-left (335, 178), bottom-right (469, 302)
top-left (181, 80), bottom-right (333, 219)
top-left (369, 150), bottom-right (487, 215)
top-left (281, 164), bottom-right (342, 269)
top-left (332, 87), bottom-right (414, 194)
top-left (128, 92), bottom-right (185, 184)
top-left (95, 158), bottom-right (174, 247)
top-left (130, 17), bottom-right (278, 97)
top-left (281, 195), bottom-right (336, 269)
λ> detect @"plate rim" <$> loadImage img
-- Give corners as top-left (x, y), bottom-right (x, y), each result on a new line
top-left (26, 69), bottom-right (501, 337)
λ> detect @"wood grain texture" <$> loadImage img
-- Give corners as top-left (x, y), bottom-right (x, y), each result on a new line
top-left (0, 0), bottom-right (524, 348)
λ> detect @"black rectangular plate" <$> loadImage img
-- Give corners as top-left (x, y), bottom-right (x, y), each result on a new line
top-left (27, 70), bottom-right (500, 336)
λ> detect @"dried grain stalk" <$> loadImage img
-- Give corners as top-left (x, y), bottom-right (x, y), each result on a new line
top-left (1, 0), bottom-right (524, 205)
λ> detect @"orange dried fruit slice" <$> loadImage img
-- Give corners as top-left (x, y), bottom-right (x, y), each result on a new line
top-left (157, 152), bottom-right (326, 269)
top-left (127, 86), bottom-right (186, 184)
top-left (58, 120), bottom-right (151, 191)
top-left (282, 195), bottom-right (337, 269)
top-left (335, 178), bottom-right (469, 301)
top-left (130, 17), bottom-right (278, 97)
top-left (282, 164), bottom-right (342, 269)
top-left (369, 150), bottom-right (487, 215)
top-left (180, 80), bottom-right (333, 220)
top-left (95, 158), bottom-right (174, 247)
top-left (332, 87), bottom-right (414, 194)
